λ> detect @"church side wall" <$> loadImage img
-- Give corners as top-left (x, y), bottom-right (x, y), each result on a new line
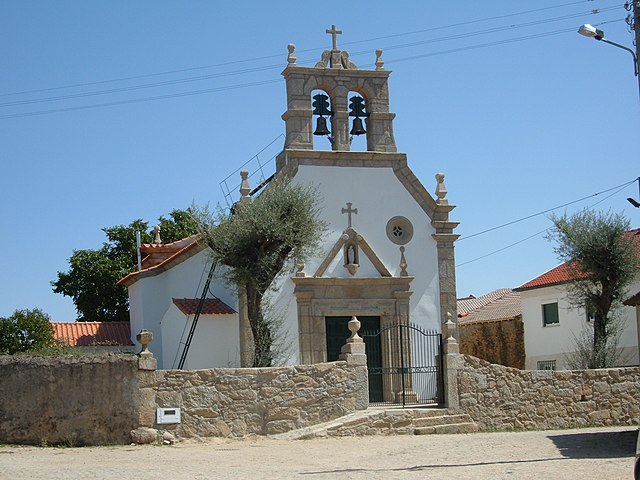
top-left (129, 249), bottom-right (240, 369)
top-left (456, 355), bottom-right (640, 431)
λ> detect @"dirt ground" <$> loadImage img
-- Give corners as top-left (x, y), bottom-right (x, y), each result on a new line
top-left (0, 426), bottom-right (637, 480)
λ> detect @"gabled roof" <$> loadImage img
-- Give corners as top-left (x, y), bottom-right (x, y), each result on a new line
top-left (52, 321), bottom-right (133, 347)
top-left (117, 235), bottom-right (207, 287)
top-left (515, 261), bottom-right (585, 291)
top-left (516, 229), bottom-right (640, 291)
top-left (457, 289), bottom-right (521, 324)
top-left (172, 298), bottom-right (236, 315)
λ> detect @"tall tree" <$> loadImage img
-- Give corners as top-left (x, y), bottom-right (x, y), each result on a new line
top-left (196, 178), bottom-right (325, 367)
top-left (53, 209), bottom-right (199, 322)
top-left (547, 210), bottom-right (638, 368)
top-left (0, 308), bottom-right (55, 355)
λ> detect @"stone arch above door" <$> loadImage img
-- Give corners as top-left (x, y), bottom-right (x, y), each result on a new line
top-left (292, 276), bottom-right (413, 364)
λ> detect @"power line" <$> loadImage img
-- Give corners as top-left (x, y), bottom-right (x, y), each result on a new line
top-left (459, 177), bottom-right (637, 241)
top-left (456, 181), bottom-right (635, 267)
top-left (1, 18), bottom-right (624, 120)
top-left (1, 7), bottom-right (617, 109)
top-left (0, 0), bottom-right (614, 99)
top-left (0, 79), bottom-right (282, 120)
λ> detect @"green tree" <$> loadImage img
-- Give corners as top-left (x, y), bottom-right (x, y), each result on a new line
top-left (0, 308), bottom-right (55, 355)
top-left (52, 209), bottom-right (199, 322)
top-left (547, 210), bottom-right (638, 368)
top-left (196, 178), bottom-right (325, 367)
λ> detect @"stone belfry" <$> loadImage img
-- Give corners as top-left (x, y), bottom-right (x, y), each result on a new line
top-left (279, 25), bottom-right (396, 153)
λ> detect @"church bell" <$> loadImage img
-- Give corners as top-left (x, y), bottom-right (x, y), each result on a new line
top-left (350, 117), bottom-right (366, 136)
top-left (313, 116), bottom-right (330, 136)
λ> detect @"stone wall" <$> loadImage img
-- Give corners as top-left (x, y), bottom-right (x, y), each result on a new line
top-left (458, 317), bottom-right (525, 369)
top-left (0, 355), bottom-right (139, 446)
top-left (138, 361), bottom-right (368, 437)
top-left (456, 355), bottom-right (640, 431)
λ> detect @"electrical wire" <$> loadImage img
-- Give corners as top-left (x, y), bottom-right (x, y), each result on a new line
top-left (459, 177), bottom-right (637, 241)
top-left (1, 17), bottom-right (624, 120)
top-left (0, 1), bottom-right (617, 101)
top-left (0, 8), bottom-right (617, 109)
top-left (456, 181), bottom-right (635, 267)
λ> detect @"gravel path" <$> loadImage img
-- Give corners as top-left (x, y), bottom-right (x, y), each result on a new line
top-left (0, 426), bottom-right (637, 480)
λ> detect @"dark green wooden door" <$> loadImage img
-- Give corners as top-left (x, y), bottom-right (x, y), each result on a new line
top-left (325, 316), bottom-right (383, 402)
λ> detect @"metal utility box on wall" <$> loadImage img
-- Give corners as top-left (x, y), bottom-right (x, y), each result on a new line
top-left (156, 407), bottom-right (181, 424)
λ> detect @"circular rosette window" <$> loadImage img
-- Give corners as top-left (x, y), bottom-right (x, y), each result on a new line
top-left (386, 216), bottom-right (413, 245)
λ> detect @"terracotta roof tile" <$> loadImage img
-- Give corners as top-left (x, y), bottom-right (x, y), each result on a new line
top-left (52, 322), bottom-right (133, 347)
top-left (457, 289), bottom-right (521, 324)
top-left (172, 298), bottom-right (236, 315)
top-left (117, 235), bottom-right (206, 287)
top-left (517, 229), bottom-right (640, 291)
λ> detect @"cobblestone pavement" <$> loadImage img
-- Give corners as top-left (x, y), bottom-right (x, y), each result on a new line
top-left (0, 426), bottom-right (637, 480)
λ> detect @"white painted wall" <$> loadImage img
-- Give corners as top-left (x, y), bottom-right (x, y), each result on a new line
top-left (128, 249), bottom-right (240, 369)
top-left (521, 281), bottom-right (640, 370)
top-left (271, 164), bottom-right (442, 364)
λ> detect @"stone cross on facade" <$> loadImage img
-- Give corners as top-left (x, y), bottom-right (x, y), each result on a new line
top-left (341, 202), bottom-right (358, 228)
top-left (326, 24), bottom-right (342, 50)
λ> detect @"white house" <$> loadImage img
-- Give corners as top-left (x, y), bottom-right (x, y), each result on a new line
top-left (516, 231), bottom-right (640, 370)
top-left (118, 28), bottom-right (459, 403)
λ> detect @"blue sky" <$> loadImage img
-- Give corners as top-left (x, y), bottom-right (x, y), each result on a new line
top-left (1, 1), bottom-right (638, 321)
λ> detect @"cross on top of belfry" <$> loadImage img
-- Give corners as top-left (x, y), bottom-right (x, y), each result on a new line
top-left (326, 24), bottom-right (342, 50)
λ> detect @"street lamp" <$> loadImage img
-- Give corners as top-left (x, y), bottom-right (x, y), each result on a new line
top-left (578, 24), bottom-right (640, 99)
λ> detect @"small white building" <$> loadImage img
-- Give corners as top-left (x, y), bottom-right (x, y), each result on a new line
top-left (516, 239), bottom-right (640, 370)
top-left (119, 27), bottom-right (459, 404)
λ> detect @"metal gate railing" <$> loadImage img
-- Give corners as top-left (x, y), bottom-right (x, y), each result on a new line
top-left (362, 322), bottom-right (443, 407)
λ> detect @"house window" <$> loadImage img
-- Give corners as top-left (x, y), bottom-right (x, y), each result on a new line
top-left (542, 302), bottom-right (559, 326)
top-left (537, 360), bottom-right (556, 371)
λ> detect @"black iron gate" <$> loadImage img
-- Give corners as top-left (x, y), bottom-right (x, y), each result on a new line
top-left (362, 322), bottom-right (444, 407)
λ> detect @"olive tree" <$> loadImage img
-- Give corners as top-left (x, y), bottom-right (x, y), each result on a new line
top-left (547, 210), bottom-right (638, 368)
top-left (196, 178), bottom-right (325, 367)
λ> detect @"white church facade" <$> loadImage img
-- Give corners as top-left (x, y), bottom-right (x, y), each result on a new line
top-left (119, 27), bottom-right (459, 402)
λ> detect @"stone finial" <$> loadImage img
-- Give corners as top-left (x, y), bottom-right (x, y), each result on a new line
top-left (239, 170), bottom-right (252, 204)
top-left (375, 49), bottom-right (385, 70)
top-left (347, 316), bottom-right (363, 342)
top-left (153, 225), bottom-right (161, 244)
top-left (137, 329), bottom-right (153, 357)
top-left (339, 316), bottom-right (366, 358)
top-left (399, 246), bottom-right (408, 277)
top-left (287, 44), bottom-right (296, 64)
top-left (435, 173), bottom-right (448, 205)
top-left (137, 329), bottom-right (157, 370)
top-left (295, 260), bottom-right (305, 277)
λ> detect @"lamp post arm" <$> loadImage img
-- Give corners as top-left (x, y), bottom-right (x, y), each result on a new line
top-left (598, 37), bottom-right (639, 76)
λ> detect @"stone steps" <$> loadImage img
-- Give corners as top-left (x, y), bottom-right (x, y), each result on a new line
top-left (412, 413), bottom-right (478, 435)
top-left (270, 408), bottom-right (479, 439)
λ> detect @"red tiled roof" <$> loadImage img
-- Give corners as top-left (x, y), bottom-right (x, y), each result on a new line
top-left (172, 298), bottom-right (236, 315)
top-left (117, 235), bottom-right (206, 287)
top-left (457, 289), bottom-right (521, 324)
top-left (517, 229), bottom-right (640, 291)
top-left (515, 261), bottom-right (587, 291)
top-left (52, 322), bottom-right (133, 347)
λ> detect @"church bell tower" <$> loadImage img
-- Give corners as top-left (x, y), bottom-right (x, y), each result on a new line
top-left (279, 25), bottom-right (397, 153)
